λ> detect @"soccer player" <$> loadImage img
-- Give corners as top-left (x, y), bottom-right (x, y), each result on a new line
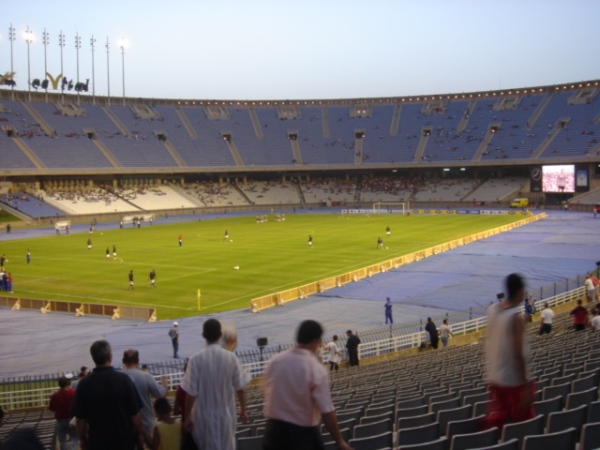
top-left (377, 237), bottom-right (383, 248)
top-left (149, 269), bottom-right (156, 288)
top-left (87, 239), bottom-right (92, 251)
top-left (308, 235), bottom-right (313, 247)
top-left (106, 247), bottom-right (110, 260)
top-left (386, 226), bottom-right (391, 237)
top-left (113, 245), bottom-right (117, 259)
top-left (178, 235), bottom-right (183, 247)
top-left (128, 270), bottom-right (135, 290)
top-left (224, 230), bottom-right (229, 242)
top-left (26, 250), bottom-right (31, 264)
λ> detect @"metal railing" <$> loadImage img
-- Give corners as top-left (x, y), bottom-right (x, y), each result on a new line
top-left (0, 285), bottom-right (587, 411)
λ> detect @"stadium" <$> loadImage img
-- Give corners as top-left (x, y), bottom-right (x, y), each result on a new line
top-left (2, 3), bottom-right (600, 449)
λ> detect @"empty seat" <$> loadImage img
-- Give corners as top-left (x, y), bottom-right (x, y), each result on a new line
top-left (469, 438), bottom-right (519, 450)
top-left (500, 414), bottom-right (544, 448)
top-left (398, 412), bottom-right (436, 430)
top-left (522, 427), bottom-right (576, 450)
top-left (533, 396), bottom-right (562, 418)
top-left (450, 427), bottom-right (500, 450)
top-left (398, 436), bottom-right (449, 450)
top-left (398, 398), bottom-right (427, 410)
top-left (464, 391), bottom-right (488, 407)
top-left (565, 387), bottom-right (597, 410)
top-left (237, 435), bottom-right (263, 450)
top-left (446, 415), bottom-right (484, 440)
top-left (360, 411), bottom-right (394, 426)
top-left (397, 405), bottom-right (429, 419)
top-left (572, 374), bottom-right (596, 393)
top-left (550, 373), bottom-right (576, 386)
top-left (580, 422), bottom-right (600, 450)
top-left (542, 383), bottom-right (570, 404)
top-left (547, 404), bottom-right (587, 435)
top-left (398, 422), bottom-right (441, 447)
top-left (353, 418), bottom-right (392, 439)
top-left (430, 397), bottom-right (461, 415)
top-left (348, 431), bottom-right (394, 450)
top-left (588, 401), bottom-right (600, 423)
top-left (437, 405), bottom-right (471, 437)
top-left (473, 400), bottom-right (491, 417)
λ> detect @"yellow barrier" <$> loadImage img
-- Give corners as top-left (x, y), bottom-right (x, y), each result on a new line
top-left (250, 213), bottom-right (547, 313)
top-left (0, 296), bottom-right (156, 322)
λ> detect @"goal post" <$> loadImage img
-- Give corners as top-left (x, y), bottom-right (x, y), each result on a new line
top-left (372, 202), bottom-right (409, 215)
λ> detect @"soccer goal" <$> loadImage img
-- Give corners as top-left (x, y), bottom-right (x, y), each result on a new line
top-left (372, 202), bottom-right (409, 214)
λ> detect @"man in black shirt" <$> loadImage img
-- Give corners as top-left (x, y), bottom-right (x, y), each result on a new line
top-left (72, 340), bottom-right (142, 450)
top-left (345, 330), bottom-right (361, 367)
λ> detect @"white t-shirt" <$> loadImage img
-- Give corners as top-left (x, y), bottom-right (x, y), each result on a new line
top-left (592, 315), bottom-right (600, 331)
top-left (541, 308), bottom-right (555, 325)
top-left (324, 341), bottom-right (341, 363)
top-left (585, 279), bottom-right (595, 291)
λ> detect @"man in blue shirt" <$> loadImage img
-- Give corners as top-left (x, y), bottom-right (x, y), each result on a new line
top-left (385, 297), bottom-right (393, 324)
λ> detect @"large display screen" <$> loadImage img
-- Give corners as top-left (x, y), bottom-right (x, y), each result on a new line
top-left (542, 165), bottom-right (575, 193)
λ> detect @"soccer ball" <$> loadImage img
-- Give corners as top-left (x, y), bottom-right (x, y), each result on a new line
top-left (101, 233), bottom-right (103, 235)
top-left (233, 265), bottom-right (240, 270)
top-left (386, 247), bottom-right (389, 250)
top-left (230, 239), bottom-right (233, 242)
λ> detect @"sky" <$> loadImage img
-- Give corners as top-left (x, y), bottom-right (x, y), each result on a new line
top-left (1, 0), bottom-right (599, 101)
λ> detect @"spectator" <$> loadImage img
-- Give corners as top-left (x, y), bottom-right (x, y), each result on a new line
top-left (0, 404), bottom-right (4, 427)
top-left (324, 335), bottom-right (342, 373)
top-left (182, 319), bottom-right (250, 450)
top-left (262, 320), bottom-right (352, 450)
top-left (345, 330), bottom-right (361, 367)
top-left (592, 309), bottom-right (600, 331)
top-left (585, 275), bottom-right (596, 304)
top-left (483, 273), bottom-right (534, 430)
top-left (537, 303), bottom-right (554, 335)
top-left (571, 299), bottom-right (589, 331)
top-left (524, 297), bottom-right (534, 323)
top-left (151, 397), bottom-right (181, 450)
top-left (70, 366), bottom-right (88, 389)
top-left (384, 297), bottom-right (393, 324)
top-left (439, 319), bottom-right (453, 347)
top-left (168, 322), bottom-right (179, 359)
top-left (72, 340), bottom-right (143, 450)
top-left (173, 360), bottom-right (195, 450)
top-left (425, 318), bottom-right (439, 349)
top-left (122, 349), bottom-right (168, 447)
top-left (49, 376), bottom-right (78, 450)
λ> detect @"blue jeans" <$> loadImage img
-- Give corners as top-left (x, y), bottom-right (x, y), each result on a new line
top-left (56, 418), bottom-right (78, 450)
top-left (172, 339), bottom-right (179, 358)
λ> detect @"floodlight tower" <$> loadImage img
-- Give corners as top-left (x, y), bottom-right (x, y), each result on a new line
top-left (42, 28), bottom-right (49, 102)
top-left (58, 31), bottom-right (65, 102)
top-left (24, 26), bottom-right (34, 102)
top-left (105, 37), bottom-right (110, 106)
top-left (119, 37), bottom-right (127, 106)
top-left (90, 36), bottom-right (96, 104)
top-left (75, 32), bottom-right (81, 104)
top-left (8, 24), bottom-right (15, 100)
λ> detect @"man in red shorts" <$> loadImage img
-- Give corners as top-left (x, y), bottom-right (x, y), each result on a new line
top-left (483, 273), bottom-right (534, 430)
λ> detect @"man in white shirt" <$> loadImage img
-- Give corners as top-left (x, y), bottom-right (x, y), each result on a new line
top-left (585, 275), bottom-right (595, 304)
top-left (591, 310), bottom-right (600, 331)
top-left (324, 335), bottom-right (342, 373)
top-left (538, 303), bottom-right (555, 335)
top-left (183, 319), bottom-right (250, 450)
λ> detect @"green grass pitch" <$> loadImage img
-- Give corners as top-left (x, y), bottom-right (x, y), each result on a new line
top-left (1, 213), bottom-right (524, 319)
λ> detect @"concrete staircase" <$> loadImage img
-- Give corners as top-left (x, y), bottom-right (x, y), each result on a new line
top-left (457, 99), bottom-right (477, 133)
top-left (175, 108), bottom-right (197, 139)
top-left (102, 107), bottom-right (130, 137)
top-left (249, 109), bottom-right (263, 139)
top-left (530, 118), bottom-right (569, 159)
top-left (473, 123), bottom-right (501, 161)
top-left (21, 102), bottom-right (55, 137)
top-left (412, 128), bottom-right (431, 163)
top-left (390, 104), bottom-right (401, 136)
top-left (163, 141), bottom-right (186, 167)
top-left (290, 138), bottom-right (303, 165)
top-left (526, 93), bottom-right (553, 129)
top-left (11, 137), bottom-right (45, 169)
top-left (91, 139), bottom-right (121, 168)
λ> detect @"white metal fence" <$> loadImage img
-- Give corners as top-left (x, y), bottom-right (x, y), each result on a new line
top-left (0, 286), bottom-right (585, 411)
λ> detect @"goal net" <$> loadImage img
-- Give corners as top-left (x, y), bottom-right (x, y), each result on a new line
top-left (372, 202), bottom-right (409, 215)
